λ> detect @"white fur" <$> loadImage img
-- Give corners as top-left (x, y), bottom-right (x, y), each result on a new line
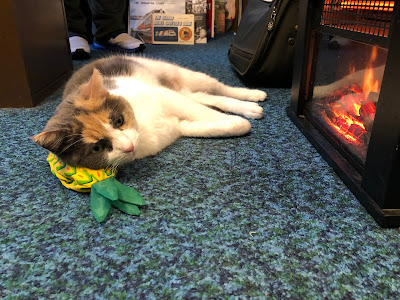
top-left (106, 56), bottom-right (267, 163)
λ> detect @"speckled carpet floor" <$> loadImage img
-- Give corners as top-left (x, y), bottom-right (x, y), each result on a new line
top-left (1, 34), bottom-right (399, 299)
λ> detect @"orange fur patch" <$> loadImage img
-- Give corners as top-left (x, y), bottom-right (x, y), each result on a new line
top-left (76, 112), bottom-right (110, 144)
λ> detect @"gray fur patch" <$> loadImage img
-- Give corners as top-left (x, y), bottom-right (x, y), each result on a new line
top-left (104, 78), bottom-right (118, 90)
top-left (63, 56), bottom-right (143, 97)
top-left (158, 74), bottom-right (182, 91)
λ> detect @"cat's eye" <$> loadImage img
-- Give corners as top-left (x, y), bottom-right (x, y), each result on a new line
top-left (115, 116), bottom-right (124, 128)
top-left (92, 144), bottom-right (103, 154)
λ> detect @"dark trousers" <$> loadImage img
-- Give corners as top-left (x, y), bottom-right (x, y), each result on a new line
top-left (64, 0), bottom-right (128, 44)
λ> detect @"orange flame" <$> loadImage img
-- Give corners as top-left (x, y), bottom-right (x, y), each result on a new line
top-left (362, 46), bottom-right (379, 97)
top-left (348, 46), bottom-right (380, 99)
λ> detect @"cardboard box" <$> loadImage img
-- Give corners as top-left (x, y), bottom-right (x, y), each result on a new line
top-left (152, 14), bottom-right (195, 44)
top-left (130, 0), bottom-right (186, 43)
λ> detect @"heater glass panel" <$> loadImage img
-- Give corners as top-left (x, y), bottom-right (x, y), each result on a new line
top-left (308, 34), bottom-right (388, 164)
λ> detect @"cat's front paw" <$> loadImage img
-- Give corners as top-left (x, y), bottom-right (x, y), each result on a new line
top-left (247, 90), bottom-right (267, 102)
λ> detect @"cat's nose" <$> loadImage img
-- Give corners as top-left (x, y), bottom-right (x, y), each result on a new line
top-left (123, 143), bottom-right (134, 153)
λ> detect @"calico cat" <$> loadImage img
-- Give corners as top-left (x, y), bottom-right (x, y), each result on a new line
top-left (33, 56), bottom-right (266, 170)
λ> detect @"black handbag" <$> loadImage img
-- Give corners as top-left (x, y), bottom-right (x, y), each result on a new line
top-left (228, 0), bottom-right (299, 87)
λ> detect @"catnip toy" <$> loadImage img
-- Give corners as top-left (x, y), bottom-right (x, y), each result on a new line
top-left (47, 153), bottom-right (146, 222)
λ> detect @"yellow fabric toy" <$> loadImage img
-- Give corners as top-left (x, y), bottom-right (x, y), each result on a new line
top-left (47, 153), bottom-right (146, 222)
top-left (47, 153), bottom-right (117, 192)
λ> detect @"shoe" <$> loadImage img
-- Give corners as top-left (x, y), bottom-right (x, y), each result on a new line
top-left (69, 36), bottom-right (91, 60)
top-left (93, 33), bottom-right (146, 53)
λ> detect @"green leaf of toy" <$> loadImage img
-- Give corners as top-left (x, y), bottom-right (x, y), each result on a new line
top-left (90, 188), bottom-right (111, 222)
top-left (113, 178), bottom-right (147, 207)
top-left (111, 201), bottom-right (141, 216)
top-left (92, 178), bottom-right (118, 201)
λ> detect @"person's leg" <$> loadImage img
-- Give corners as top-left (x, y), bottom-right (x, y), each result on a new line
top-left (89, 0), bottom-right (126, 43)
top-left (90, 0), bottom-right (145, 52)
top-left (64, 0), bottom-right (92, 59)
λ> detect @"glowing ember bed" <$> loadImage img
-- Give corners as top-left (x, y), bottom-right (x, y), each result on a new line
top-left (287, 0), bottom-right (400, 227)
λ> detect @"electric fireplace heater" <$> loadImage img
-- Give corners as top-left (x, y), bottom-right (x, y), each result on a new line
top-left (288, 0), bottom-right (400, 227)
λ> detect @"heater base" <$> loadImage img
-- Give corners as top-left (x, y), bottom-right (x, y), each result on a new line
top-left (286, 107), bottom-right (400, 228)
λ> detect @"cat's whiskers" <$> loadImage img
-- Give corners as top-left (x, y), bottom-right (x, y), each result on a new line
top-left (56, 134), bottom-right (84, 155)
top-left (111, 164), bottom-right (119, 174)
top-left (137, 126), bottom-right (144, 139)
top-left (51, 133), bottom-right (83, 148)
top-left (47, 133), bottom-right (80, 154)
top-left (109, 159), bottom-right (122, 174)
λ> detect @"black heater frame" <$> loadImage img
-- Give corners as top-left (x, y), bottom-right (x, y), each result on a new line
top-left (287, 0), bottom-right (400, 227)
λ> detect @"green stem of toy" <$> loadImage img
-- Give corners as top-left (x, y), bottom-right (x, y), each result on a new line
top-left (90, 177), bottom-right (146, 222)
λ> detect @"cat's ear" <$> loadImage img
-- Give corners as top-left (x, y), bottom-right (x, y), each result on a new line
top-left (80, 69), bottom-right (108, 100)
top-left (32, 130), bottom-right (68, 154)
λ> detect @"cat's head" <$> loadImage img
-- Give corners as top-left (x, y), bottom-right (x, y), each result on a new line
top-left (33, 69), bottom-right (138, 169)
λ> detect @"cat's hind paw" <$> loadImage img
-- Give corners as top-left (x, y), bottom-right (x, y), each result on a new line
top-left (242, 102), bottom-right (263, 119)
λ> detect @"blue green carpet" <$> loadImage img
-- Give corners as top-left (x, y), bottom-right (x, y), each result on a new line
top-left (1, 34), bottom-right (399, 299)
